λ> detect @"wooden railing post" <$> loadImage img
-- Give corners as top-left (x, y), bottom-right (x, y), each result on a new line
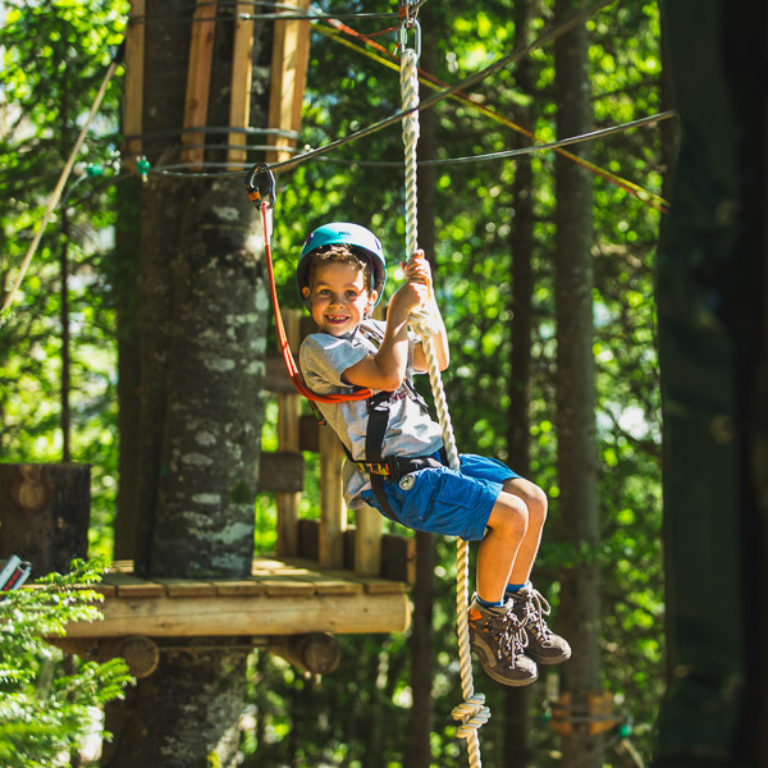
top-left (275, 310), bottom-right (301, 556)
top-left (354, 503), bottom-right (383, 576)
top-left (318, 426), bottom-right (345, 568)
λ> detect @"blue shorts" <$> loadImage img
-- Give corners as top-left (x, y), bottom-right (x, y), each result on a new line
top-left (360, 452), bottom-right (521, 542)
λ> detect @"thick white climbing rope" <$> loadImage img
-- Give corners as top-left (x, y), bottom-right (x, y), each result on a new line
top-left (399, 19), bottom-right (489, 768)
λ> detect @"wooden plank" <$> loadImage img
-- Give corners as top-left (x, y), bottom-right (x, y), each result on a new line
top-left (261, 580), bottom-right (316, 597)
top-left (212, 579), bottom-right (266, 597)
top-left (257, 451), bottom-right (304, 494)
top-left (318, 426), bottom-right (346, 568)
top-left (363, 580), bottom-right (410, 595)
top-left (101, 572), bottom-right (166, 598)
top-left (152, 577), bottom-right (217, 598)
top-left (180, 0), bottom-right (217, 168)
top-left (227, 3), bottom-right (255, 169)
top-left (122, 0), bottom-right (145, 170)
top-left (306, 572), bottom-right (362, 596)
top-left (325, 568), bottom-right (409, 595)
top-left (109, 560), bottom-right (134, 573)
top-left (64, 591), bottom-right (411, 637)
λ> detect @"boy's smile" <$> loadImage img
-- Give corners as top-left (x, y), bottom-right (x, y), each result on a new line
top-left (303, 261), bottom-right (376, 336)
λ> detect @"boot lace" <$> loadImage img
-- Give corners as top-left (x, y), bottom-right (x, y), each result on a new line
top-left (518, 586), bottom-right (554, 642)
top-left (479, 609), bottom-right (529, 667)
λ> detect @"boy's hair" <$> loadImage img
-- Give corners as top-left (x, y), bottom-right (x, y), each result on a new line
top-left (305, 244), bottom-right (374, 293)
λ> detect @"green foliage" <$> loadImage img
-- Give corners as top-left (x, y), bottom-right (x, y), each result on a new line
top-left (3, 0), bottom-right (666, 764)
top-left (0, 559), bottom-right (132, 766)
top-left (0, 0), bottom-right (129, 559)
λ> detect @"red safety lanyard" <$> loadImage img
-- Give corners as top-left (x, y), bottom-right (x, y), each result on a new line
top-left (257, 196), bottom-right (374, 405)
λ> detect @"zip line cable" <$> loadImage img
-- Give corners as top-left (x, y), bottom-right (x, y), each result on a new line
top-left (312, 16), bottom-right (668, 212)
top-left (418, 110), bottom-right (676, 166)
top-left (138, 108), bottom-right (673, 178)
top-left (5, 0), bottom-right (667, 313)
top-left (256, 0), bottom-right (619, 177)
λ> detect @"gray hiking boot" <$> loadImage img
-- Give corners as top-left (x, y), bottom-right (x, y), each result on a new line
top-left (509, 583), bottom-right (571, 665)
top-left (468, 596), bottom-right (538, 687)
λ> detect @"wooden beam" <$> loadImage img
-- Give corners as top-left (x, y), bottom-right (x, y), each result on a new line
top-left (181, 0), bottom-right (217, 169)
top-left (266, 0), bottom-right (311, 163)
top-left (63, 590), bottom-right (410, 638)
top-left (227, 2), bottom-right (255, 169)
top-left (269, 632), bottom-right (341, 675)
top-left (122, 0), bottom-right (145, 171)
top-left (276, 309), bottom-right (302, 556)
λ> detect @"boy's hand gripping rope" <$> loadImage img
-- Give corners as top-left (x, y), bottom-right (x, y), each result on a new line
top-left (399, 15), bottom-right (489, 767)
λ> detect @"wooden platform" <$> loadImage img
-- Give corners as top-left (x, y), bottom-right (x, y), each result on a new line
top-left (64, 558), bottom-right (411, 639)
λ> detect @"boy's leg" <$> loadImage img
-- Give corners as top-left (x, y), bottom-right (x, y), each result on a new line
top-left (469, 489), bottom-right (539, 687)
top-left (475, 490), bottom-right (529, 602)
top-left (501, 478), bottom-right (548, 586)
top-left (499, 478), bottom-right (571, 665)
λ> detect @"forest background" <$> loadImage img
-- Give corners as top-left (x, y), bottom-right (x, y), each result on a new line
top-left (0, 0), bottom-right (667, 765)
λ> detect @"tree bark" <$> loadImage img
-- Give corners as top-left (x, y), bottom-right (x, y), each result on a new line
top-left (553, 1), bottom-right (602, 766)
top-left (113, 175), bottom-right (141, 561)
top-left (105, 2), bottom-right (270, 764)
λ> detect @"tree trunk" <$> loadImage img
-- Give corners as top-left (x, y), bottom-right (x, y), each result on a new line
top-left (113, 176), bottom-right (141, 561)
top-left (553, 1), bottom-right (601, 766)
top-left (105, 2), bottom-right (270, 765)
top-left (504, 0), bottom-right (536, 762)
top-left (0, 462), bottom-right (89, 575)
top-left (653, 2), bottom-right (767, 765)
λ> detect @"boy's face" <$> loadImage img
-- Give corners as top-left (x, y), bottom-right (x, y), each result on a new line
top-left (302, 261), bottom-right (376, 336)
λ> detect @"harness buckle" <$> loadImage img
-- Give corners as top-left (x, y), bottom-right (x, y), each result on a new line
top-left (363, 461), bottom-right (391, 477)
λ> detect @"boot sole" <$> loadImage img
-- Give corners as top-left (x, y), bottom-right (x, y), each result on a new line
top-left (471, 648), bottom-right (538, 687)
top-left (526, 649), bottom-right (572, 665)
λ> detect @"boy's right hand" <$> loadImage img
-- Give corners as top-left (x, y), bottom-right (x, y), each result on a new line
top-left (389, 279), bottom-right (429, 318)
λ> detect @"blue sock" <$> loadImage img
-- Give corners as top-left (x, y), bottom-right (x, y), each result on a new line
top-left (476, 595), bottom-right (505, 609)
top-left (506, 583), bottom-right (526, 595)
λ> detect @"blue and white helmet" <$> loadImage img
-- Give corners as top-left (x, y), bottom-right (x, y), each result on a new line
top-left (296, 222), bottom-right (387, 305)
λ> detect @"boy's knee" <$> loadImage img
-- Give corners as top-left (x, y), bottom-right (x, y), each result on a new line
top-left (527, 483), bottom-right (548, 524)
top-left (489, 492), bottom-right (529, 539)
top-left (504, 478), bottom-right (548, 525)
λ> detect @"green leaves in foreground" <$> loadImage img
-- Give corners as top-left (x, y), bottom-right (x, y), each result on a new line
top-left (0, 559), bottom-right (132, 767)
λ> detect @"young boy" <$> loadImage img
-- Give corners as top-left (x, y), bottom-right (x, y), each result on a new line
top-left (297, 222), bottom-right (570, 686)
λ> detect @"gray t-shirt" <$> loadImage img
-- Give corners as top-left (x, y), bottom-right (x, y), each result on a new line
top-left (299, 319), bottom-right (444, 507)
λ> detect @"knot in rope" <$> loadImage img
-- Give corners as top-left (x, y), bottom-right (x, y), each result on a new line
top-left (452, 693), bottom-right (491, 741)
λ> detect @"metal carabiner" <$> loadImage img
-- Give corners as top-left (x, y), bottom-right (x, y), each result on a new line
top-left (245, 163), bottom-right (276, 209)
top-left (398, 2), bottom-right (421, 61)
top-left (399, 18), bottom-right (421, 61)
